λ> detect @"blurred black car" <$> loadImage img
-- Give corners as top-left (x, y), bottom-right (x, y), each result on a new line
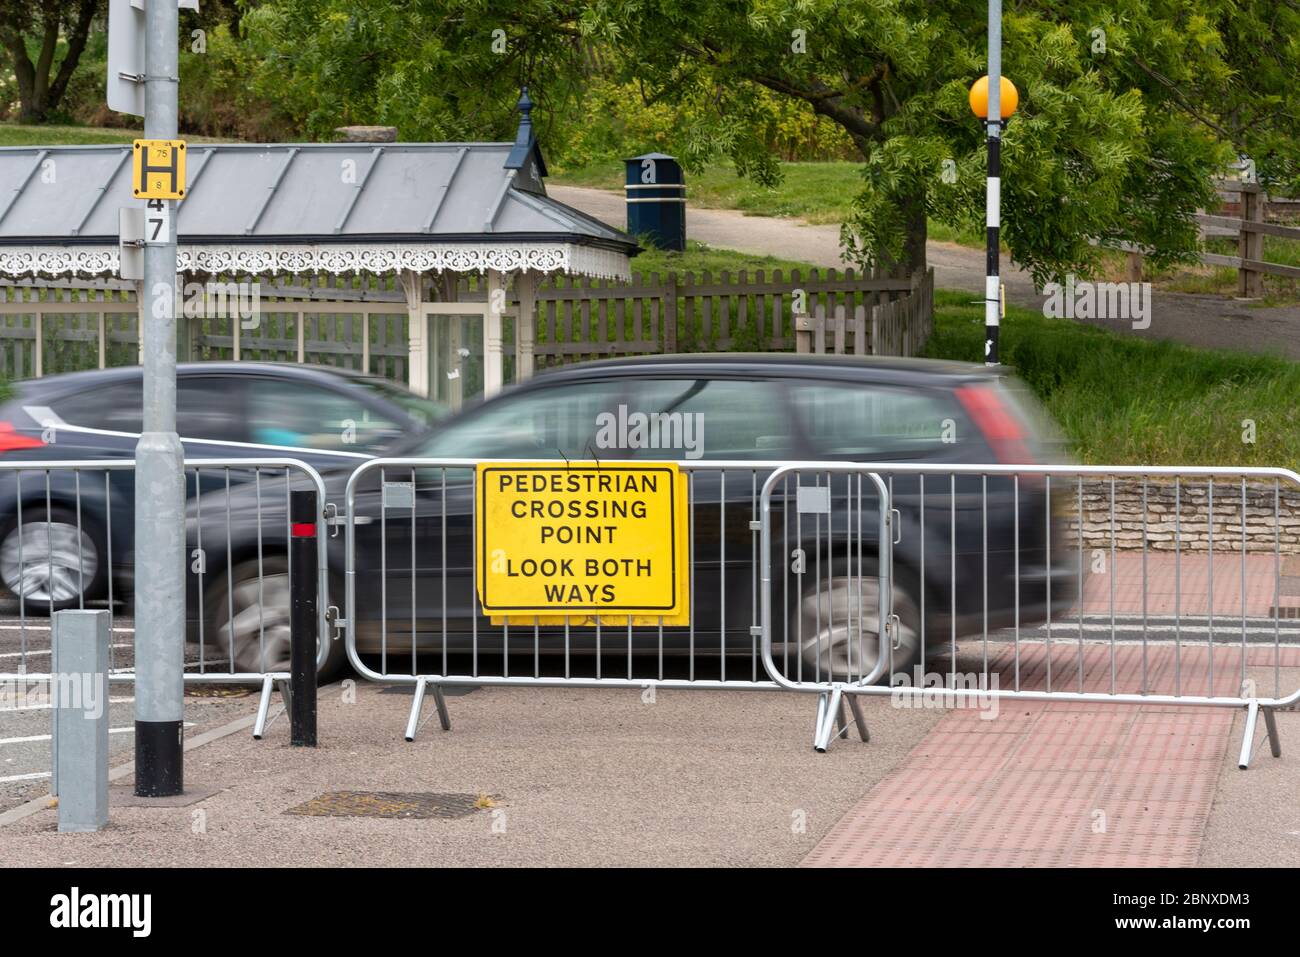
top-left (0, 362), bottom-right (444, 612)
top-left (195, 354), bottom-right (1077, 682)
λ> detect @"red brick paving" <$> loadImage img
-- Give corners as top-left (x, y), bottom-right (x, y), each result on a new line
top-left (802, 642), bottom-right (1299, 868)
top-left (1077, 553), bottom-right (1283, 617)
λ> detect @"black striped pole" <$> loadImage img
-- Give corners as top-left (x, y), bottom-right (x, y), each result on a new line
top-left (289, 490), bottom-right (318, 747)
top-left (985, 0), bottom-right (1003, 367)
top-left (985, 121), bottom-right (1001, 366)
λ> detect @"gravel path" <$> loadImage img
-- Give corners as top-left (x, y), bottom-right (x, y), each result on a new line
top-left (550, 184), bottom-right (1300, 361)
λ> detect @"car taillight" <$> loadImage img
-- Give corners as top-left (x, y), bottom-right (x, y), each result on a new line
top-left (954, 384), bottom-right (1034, 465)
top-left (0, 421), bottom-right (45, 453)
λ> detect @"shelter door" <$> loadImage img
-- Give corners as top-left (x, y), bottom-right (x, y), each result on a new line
top-left (419, 302), bottom-right (508, 410)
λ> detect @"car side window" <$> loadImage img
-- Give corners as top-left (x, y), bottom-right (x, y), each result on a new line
top-left (621, 378), bottom-right (790, 460)
top-left (177, 377), bottom-right (249, 443)
top-left (790, 380), bottom-right (972, 459)
top-left (245, 379), bottom-right (406, 453)
top-left (415, 380), bottom-right (626, 459)
top-left (49, 380), bottom-right (143, 433)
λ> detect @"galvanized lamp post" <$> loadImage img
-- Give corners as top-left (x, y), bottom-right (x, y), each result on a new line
top-left (134, 0), bottom-right (187, 796)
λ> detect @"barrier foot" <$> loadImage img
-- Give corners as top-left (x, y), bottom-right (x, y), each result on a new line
top-left (432, 684), bottom-right (452, 732)
top-left (252, 675), bottom-right (275, 740)
top-left (813, 687), bottom-right (842, 753)
top-left (812, 691), bottom-right (829, 751)
top-left (847, 694), bottom-right (870, 743)
top-left (828, 693), bottom-right (869, 744)
top-left (1238, 699), bottom-right (1261, 770)
top-left (1263, 706), bottom-right (1282, 759)
top-left (276, 678), bottom-right (292, 720)
top-left (404, 678), bottom-right (428, 742)
top-left (404, 679), bottom-right (453, 741)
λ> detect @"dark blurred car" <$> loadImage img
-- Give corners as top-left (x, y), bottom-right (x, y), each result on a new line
top-left (195, 354), bottom-right (1077, 682)
top-left (0, 362), bottom-right (444, 612)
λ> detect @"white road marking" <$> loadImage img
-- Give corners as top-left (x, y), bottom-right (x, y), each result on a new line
top-left (0, 643), bottom-right (132, 659)
top-left (0, 624), bottom-right (135, 634)
top-left (0, 696), bottom-right (135, 713)
top-left (0, 771), bottom-right (50, 783)
top-left (0, 722), bottom-right (194, 746)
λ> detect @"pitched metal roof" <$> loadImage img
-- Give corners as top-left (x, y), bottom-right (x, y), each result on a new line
top-left (0, 141), bottom-right (634, 253)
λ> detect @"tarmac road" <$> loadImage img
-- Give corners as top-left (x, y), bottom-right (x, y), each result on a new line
top-left (5, 600), bottom-right (1298, 816)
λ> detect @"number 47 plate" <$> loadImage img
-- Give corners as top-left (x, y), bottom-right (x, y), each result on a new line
top-left (145, 198), bottom-right (170, 244)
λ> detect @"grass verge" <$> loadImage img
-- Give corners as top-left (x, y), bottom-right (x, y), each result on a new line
top-left (0, 122), bottom-right (233, 147)
top-left (580, 243), bottom-right (1300, 470)
top-left (924, 289), bottom-right (1300, 469)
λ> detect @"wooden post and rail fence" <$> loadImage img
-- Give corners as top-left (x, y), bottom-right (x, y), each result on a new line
top-left (1122, 178), bottom-right (1300, 296)
top-left (0, 266), bottom-right (936, 384)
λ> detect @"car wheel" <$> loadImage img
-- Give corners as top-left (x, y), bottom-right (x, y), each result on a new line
top-left (207, 555), bottom-right (345, 683)
top-left (0, 506), bottom-right (106, 613)
top-left (792, 566), bottom-right (921, 684)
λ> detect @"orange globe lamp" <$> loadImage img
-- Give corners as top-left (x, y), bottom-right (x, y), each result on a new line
top-left (969, 75), bottom-right (1019, 120)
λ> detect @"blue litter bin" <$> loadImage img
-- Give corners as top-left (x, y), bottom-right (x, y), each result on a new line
top-left (625, 153), bottom-right (685, 251)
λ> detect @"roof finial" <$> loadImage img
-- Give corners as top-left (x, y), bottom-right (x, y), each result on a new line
top-left (505, 85), bottom-right (547, 179)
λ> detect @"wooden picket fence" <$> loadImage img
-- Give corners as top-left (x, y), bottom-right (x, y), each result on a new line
top-left (0, 266), bottom-right (935, 381)
top-left (529, 267), bottom-right (932, 367)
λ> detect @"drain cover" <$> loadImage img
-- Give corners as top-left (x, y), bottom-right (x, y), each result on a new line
top-left (186, 685), bottom-right (256, 698)
top-left (284, 790), bottom-right (494, 819)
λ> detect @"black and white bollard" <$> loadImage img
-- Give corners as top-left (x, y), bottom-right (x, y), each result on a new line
top-left (53, 610), bottom-right (110, 832)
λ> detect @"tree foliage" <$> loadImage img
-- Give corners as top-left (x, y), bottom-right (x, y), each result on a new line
top-left (234, 1), bottom-right (1300, 283)
top-left (0, 0), bottom-right (104, 122)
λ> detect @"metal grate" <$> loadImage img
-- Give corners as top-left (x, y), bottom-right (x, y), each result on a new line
top-left (284, 790), bottom-right (497, 819)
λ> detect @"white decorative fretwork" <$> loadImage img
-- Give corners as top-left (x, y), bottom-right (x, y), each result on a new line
top-left (0, 243), bottom-right (631, 281)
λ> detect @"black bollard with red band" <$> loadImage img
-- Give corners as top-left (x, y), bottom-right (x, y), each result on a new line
top-left (289, 489), bottom-right (318, 747)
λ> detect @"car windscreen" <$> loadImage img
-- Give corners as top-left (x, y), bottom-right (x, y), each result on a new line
top-left (355, 376), bottom-right (450, 428)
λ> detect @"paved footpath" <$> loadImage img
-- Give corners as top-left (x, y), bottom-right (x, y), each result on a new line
top-left (799, 553), bottom-right (1300, 867)
top-left (803, 642), bottom-right (1300, 867)
top-left (1078, 553), bottom-right (1300, 618)
top-left (550, 183), bottom-right (1300, 361)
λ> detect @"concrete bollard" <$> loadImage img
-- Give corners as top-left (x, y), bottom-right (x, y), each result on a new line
top-left (52, 610), bottom-right (110, 832)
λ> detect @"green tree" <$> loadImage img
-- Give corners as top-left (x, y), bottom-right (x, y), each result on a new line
top-left (0, 0), bottom-right (104, 122)
top-left (235, 0), bottom-right (1300, 283)
top-left (238, 0), bottom-right (594, 145)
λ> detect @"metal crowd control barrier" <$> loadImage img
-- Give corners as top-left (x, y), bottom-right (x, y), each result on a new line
top-left (342, 458), bottom-right (872, 740)
top-left (0, 457), bottom-right (330, 741)
top-left (761, 464), bottom-right (1300, 766)
top-left (342, 456), bottom-right (1300, 768)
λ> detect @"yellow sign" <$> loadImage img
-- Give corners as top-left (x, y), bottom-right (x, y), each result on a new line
top-left (132, 139), bottom-right (187, 199)
top-left (475, 462), bottom-right (689, 625)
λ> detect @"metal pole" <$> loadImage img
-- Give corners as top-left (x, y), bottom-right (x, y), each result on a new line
top-left (134, 0), bottom-right (185, 797)
top-left (984, 0), bottom-right (1002, 367)
top-left (290, 489), bottom-right (318, 747)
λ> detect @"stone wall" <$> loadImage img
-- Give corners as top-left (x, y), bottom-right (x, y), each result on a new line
top-left (1062, 479), bottom-right (1300, 553)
